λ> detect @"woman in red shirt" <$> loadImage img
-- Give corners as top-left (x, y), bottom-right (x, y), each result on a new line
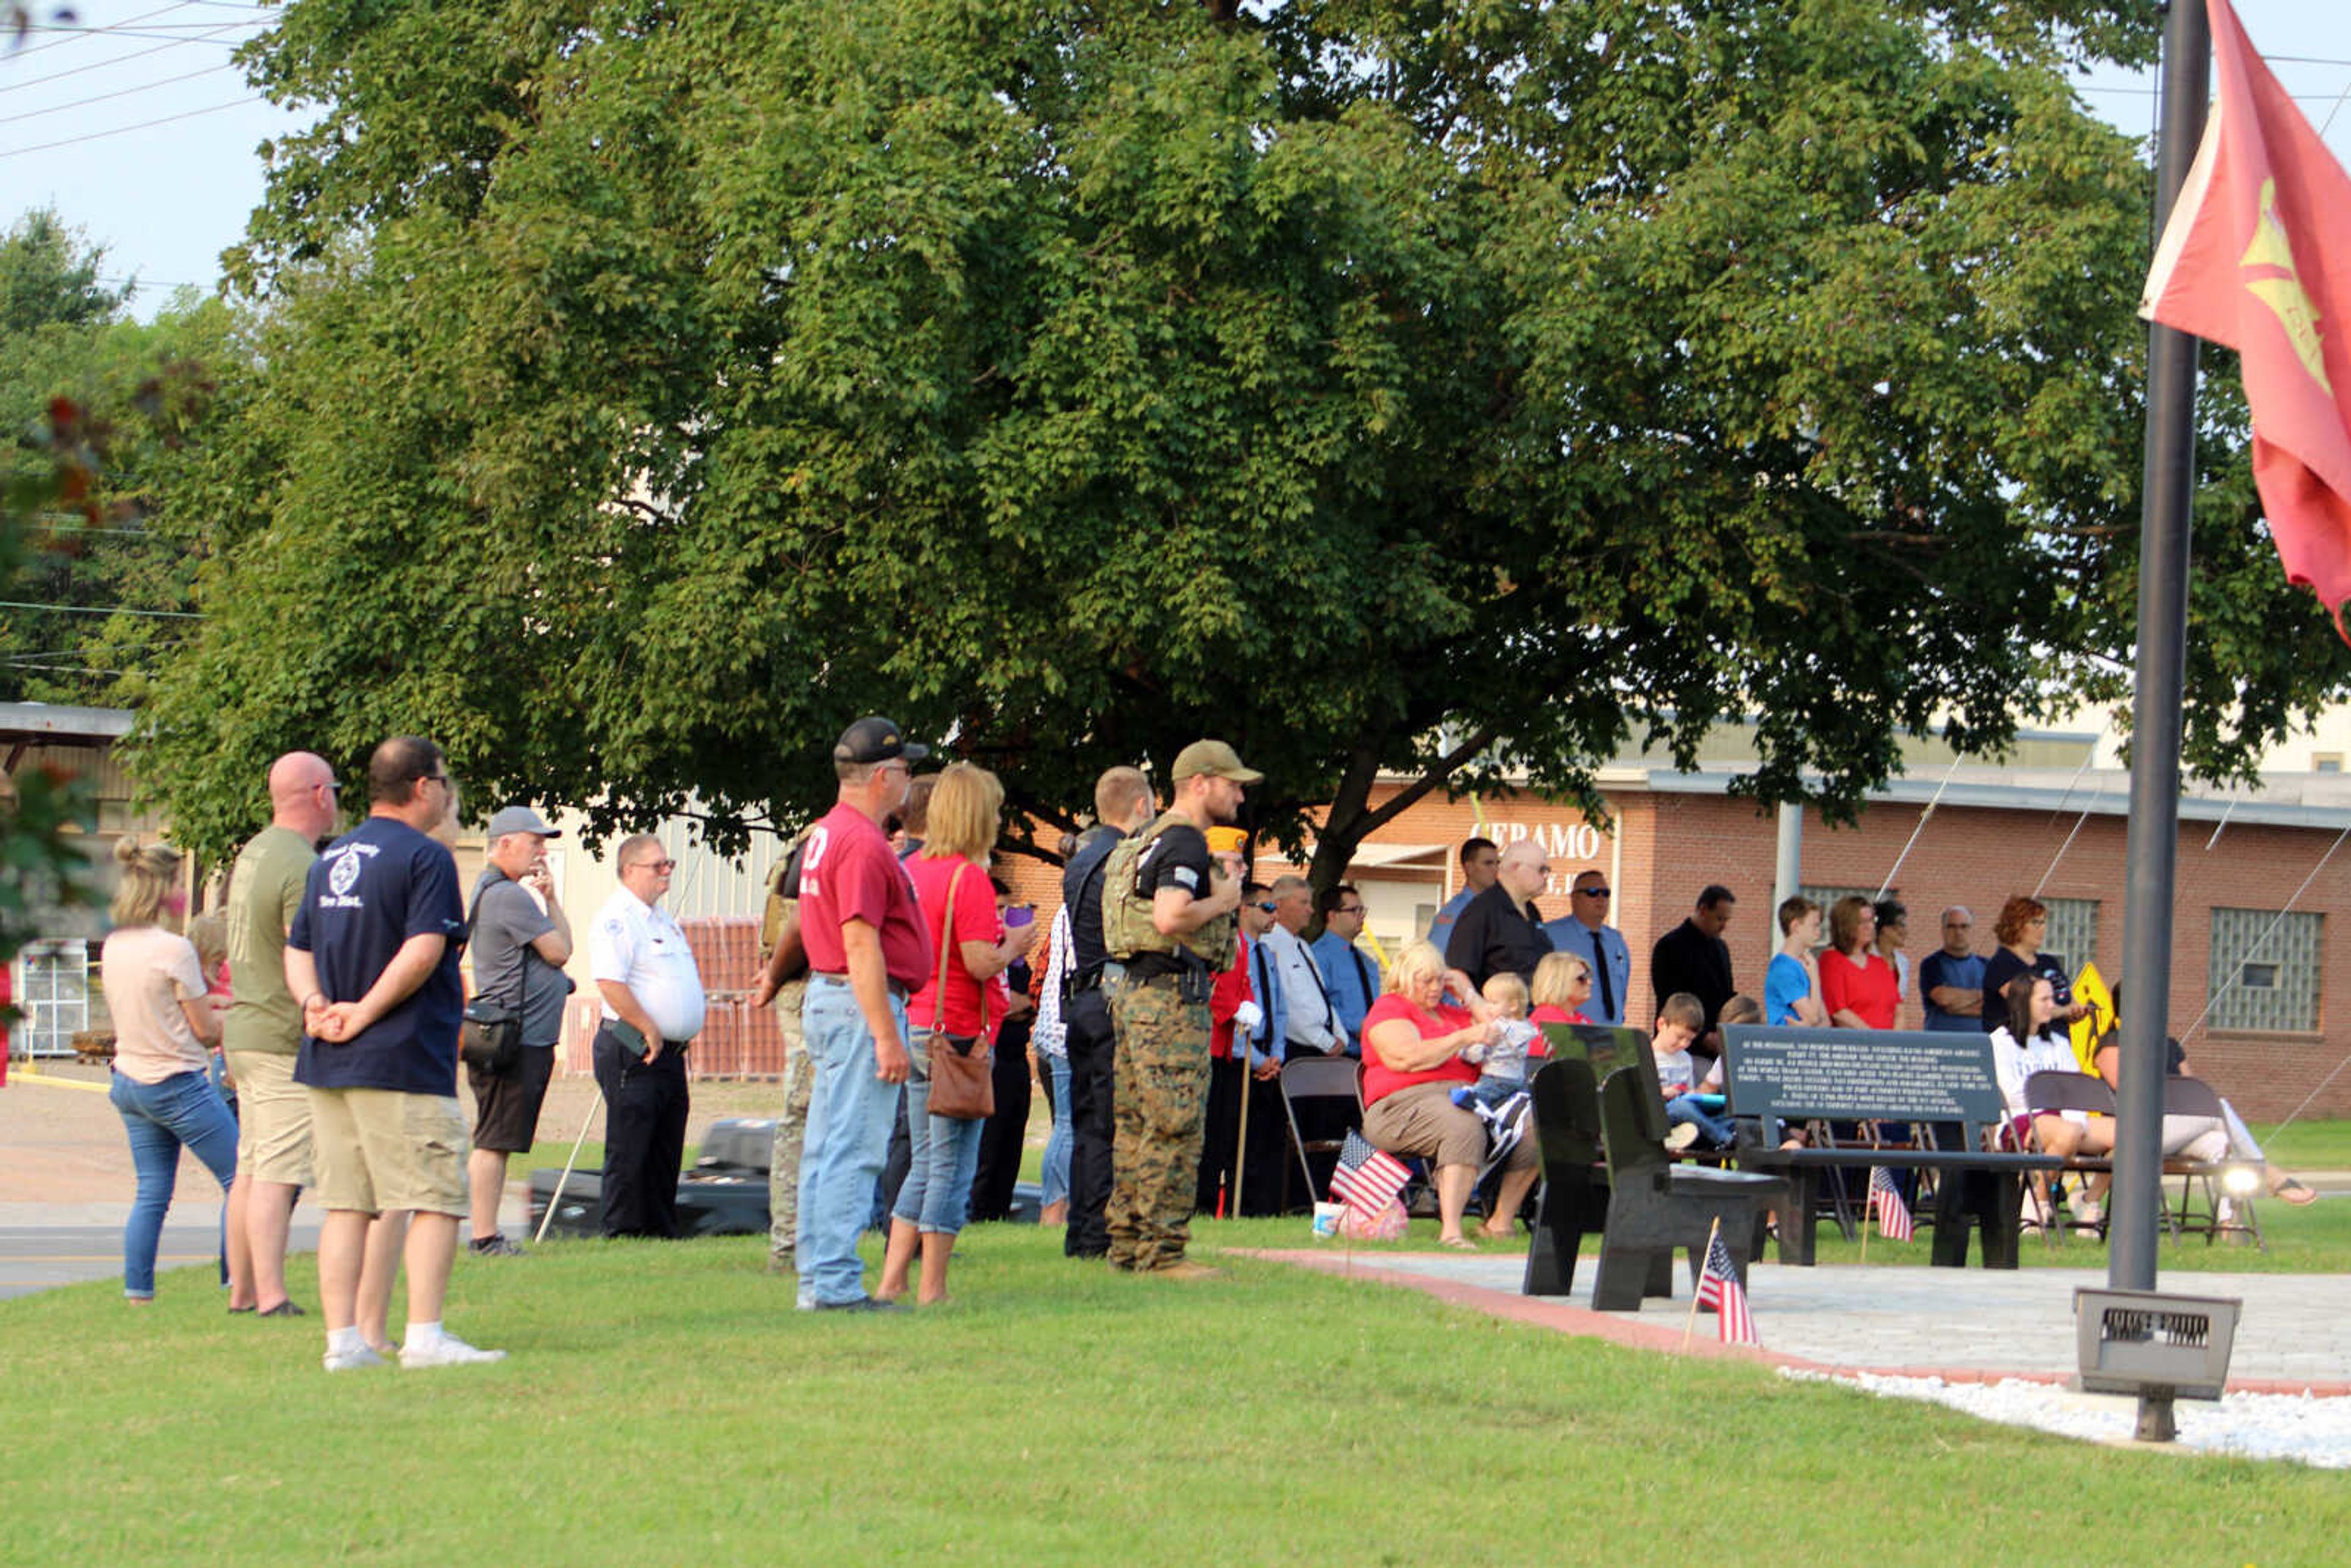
top-left (877, 764), bottom-right (1037, 1306)
top-left (1361, 941), bottom-right (1542, 1248)
top-left (1528, 951), bottom-right (1595, 1037)
top-left (1817, 896), bottom-right (1900, 1030)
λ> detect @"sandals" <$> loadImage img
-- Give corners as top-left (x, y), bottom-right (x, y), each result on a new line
top-left (1438, 1236), bottom-right (1479, 1251)
top-left (2271, 1177), bottom-right (2319, 1207)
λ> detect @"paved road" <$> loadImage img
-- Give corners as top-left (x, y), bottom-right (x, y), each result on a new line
top-left (0, 1206), bottom-right (328, 1301)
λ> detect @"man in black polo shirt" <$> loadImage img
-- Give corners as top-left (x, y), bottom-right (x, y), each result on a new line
top-left (1444, 838), bottom-right (1554, 991)
top-left (1060, 766), bottom-right (1155, 1258)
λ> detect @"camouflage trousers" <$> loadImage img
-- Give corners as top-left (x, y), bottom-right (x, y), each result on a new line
top-left (1104, 977), bottom-right (1211, 1272)
top-left (767, 980), bottom-right (812, 1262)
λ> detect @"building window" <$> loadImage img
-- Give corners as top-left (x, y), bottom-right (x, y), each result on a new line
top-left (2315, 753), bottom-right (2344, 774)
top-left (2039, 898), bottom-right (2100, 979)
top-left (12, 940), bottom-right (91, 1059)
top-left (2207, 907), bottom-right (2322, 1032)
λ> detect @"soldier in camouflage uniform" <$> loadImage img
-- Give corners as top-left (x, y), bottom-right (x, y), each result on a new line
top-left (1100, 740), bottom-right (1258, 1277)
top-left (751, 831), bottom-right (817, 1272)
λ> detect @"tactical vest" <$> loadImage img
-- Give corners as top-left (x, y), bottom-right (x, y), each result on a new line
top-left (1100, 810), bottom-right (1237, 970)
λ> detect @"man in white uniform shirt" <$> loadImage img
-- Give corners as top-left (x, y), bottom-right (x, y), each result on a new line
top-left (590, 833), bottom-right (708, 1238)
top-left (1262, 876), bottom-right (1347, 1059)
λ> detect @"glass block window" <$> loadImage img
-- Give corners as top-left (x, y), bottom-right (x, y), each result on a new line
top-left (2039, 898), bottom-right (2100, 980)
top-left (2208, 908), bottom-right (2322, 1032)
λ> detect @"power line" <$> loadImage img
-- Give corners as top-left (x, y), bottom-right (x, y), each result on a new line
top-left (0, 599), bottom-right (204, 619)
top-left (0, 61), bottom-right (233, 127)
top-left (10, 2), bottom-right (211, 59)
top-left (0, 20), bottom-right (260, 97)
top-left (0, 95), bottom-right (265, 160)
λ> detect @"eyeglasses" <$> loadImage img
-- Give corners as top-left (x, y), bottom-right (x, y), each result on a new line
top-left (632, 858), bottom-right (678, 874)
top-left (1253, 901), bottom-right (1278, 913)
top-left (423, 773), bottom-right (449, 787)
top-left (1334, 904), bottom-right (1365, 916)
top-left (1576, 886), bottom-right (1611, 898)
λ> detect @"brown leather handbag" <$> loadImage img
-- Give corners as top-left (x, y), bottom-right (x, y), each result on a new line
top-left (923, 863), bottom-right (996, 1122)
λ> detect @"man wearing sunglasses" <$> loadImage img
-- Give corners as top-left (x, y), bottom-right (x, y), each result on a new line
top-left (1542, 869), bottom-right (1632, 1027)
top-left (590, 833), bottom-right (707, 1239)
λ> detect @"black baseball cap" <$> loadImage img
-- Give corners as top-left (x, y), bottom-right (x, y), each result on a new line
top-left (834, 716), bottom-right (929, 766)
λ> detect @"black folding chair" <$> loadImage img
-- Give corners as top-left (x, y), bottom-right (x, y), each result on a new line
top-left (1280, 1056), bottom-right (1365, 1210)
top-left (2161, 1076), bottom-right (2265, 1251)
top-left (2020, 1070), bottom-right (2115, 1240)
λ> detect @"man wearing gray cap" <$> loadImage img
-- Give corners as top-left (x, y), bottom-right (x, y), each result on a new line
top-left (462, 805), bottom-right (574, 1255)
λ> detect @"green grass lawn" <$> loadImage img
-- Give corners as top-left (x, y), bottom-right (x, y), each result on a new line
top-left (7, 1225), bottom-right (2349, 1564)
top-left (2253, 1117), bottom-right (2351, 1171)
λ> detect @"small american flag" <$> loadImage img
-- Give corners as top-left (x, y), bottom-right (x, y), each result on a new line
top-left (1695, 1232), bottom-right (1758, 1345)
top-left (1329, 1129), bottom-right (1411, 1214)
top-left (1869, 1166), bottom-right (1915, 1242)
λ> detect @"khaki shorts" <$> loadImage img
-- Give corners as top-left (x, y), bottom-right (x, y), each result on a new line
top-left (225, 1049), bottom-right (313, 1187)
top-left (308, 1087), bottom-right (470, 1217)
top-left (1362, 1079), bottom-right (1538, 1172)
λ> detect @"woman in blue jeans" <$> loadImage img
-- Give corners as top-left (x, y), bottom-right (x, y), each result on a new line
top-left (101, 839), bottom-right (238, 1304)
top-left (877, 764), bottom-right (1038, 1305)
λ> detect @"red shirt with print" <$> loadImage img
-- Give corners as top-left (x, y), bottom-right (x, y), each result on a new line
top-left (797, 802), bottom-right (933, 991)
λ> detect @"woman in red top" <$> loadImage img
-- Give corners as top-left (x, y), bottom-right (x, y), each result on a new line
top-left (1817, 896), bottom-right (1900, 1030)
top-left (1528, 951), bottom-right (1595, 1043)
top-left (1361, 941), bottom-right (1542, 1248)
top-left (877, 764), bottom-right (1037, 1306)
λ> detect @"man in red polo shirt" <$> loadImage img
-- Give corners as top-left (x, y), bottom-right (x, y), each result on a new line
top-left (792, 717), bottom-right (935, 1312)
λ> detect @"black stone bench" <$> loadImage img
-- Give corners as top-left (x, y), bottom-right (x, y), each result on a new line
top-left (1722, 1025), bottom-right (2064, 1269)
top-left (1523, 1025), bottom-right (1785, 1311)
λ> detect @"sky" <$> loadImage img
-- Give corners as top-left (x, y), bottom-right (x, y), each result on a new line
top-left (2, 1), bottom-right (2351, 321)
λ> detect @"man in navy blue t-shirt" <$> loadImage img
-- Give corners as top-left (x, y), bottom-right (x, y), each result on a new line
top-left (286, 736), bottom-right (503, 1373)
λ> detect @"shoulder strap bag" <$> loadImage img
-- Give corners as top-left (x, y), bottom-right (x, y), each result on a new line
top-left (924, 861), bottom-right (996, 1122)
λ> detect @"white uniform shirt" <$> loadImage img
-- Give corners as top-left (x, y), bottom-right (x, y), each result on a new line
top-left (591, 887), bottom-right (708, 1043)
top-left (1260, 923), bottom-right (1346, 1054)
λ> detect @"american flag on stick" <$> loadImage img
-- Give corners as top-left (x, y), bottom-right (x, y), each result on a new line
top-left (1695, 1232), bottom-right (1758, 1346)
top-left (1329, 1129), bottom-right (1410, 1215)
top-left (1869, 1167), bottom-right (1916, 1242)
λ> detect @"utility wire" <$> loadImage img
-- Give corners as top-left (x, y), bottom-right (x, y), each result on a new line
top-left (0, 599), bottom-right (204, 618)
top-left (10, 2), bottom-right (211, 59)
top-left (0, 61), bottom-right (231, 127)
top-left (0, 94), bottom-right (264, 159)
top-left (0, 17), bottom-right (258, 94)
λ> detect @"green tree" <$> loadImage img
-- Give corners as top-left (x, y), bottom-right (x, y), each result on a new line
top-left (0, 208), bottom-right (225, 706)
top-left (132, 1), bottom-right (2349, 875)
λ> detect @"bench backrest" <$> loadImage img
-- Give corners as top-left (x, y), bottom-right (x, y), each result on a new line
top-left (1721, 1024), bottom-right (2006, 1138)
top-left (1538, 1023), bottom-right (1657, 1108)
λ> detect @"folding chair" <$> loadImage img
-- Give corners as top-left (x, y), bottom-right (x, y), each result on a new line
top-left (2021, 1070), bottom-right (2116, 1240)
top-left (2161, 1076), bottom-right (2265, 1251)
top-left (1280, 1056), bottom-right (1365, 1211)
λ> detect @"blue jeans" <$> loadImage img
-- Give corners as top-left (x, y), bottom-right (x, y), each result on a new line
top-left (110, 1068), bottom-right (239, 1299)
top-left (891, 1040), bottom-right (987, 1237)
top-left (797, 980), bottom-right (909, 1307)
top-left (1040, 1053), bottom-right (1074, 1209)
top-left (1666, 1094), bottom-right (1737, 1149)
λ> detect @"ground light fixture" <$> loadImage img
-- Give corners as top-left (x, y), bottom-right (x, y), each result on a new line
top-left (2074, 1287), bottom-right (2243, 1442)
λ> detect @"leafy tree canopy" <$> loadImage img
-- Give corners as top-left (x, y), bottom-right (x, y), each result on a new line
top-left (130, 0), bottom-right (2349, 877)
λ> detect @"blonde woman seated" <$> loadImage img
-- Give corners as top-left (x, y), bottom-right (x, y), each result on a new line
top-left (1990, 976), bottom-right (2112, 1226)
top-left (1360, 941), bottom-right (1540, 1248)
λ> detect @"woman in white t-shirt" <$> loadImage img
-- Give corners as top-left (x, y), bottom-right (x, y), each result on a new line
top-left (102, 839), bottom-right (238, 1304)
top-left (1989, 975), bottom-right (2112, 1227)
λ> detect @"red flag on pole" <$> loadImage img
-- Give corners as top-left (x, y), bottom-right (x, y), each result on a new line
top-left (2141, 0), bottom-right (2351, 640)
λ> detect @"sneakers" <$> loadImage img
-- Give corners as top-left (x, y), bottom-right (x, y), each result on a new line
top-left (323, 1345), bottom-right (389, 1373)
top-left (1663, 1123), bottom-right (1703, 1153)
top-left (399, 1334), bottom-right (509, 1369)
top-left (2068, 1193), bottom-right (2104, 1229)
top-left (469, 1233), bottom-right (526, 1258)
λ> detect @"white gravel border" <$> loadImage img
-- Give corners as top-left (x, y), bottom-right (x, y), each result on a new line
top-left (1783, 1368), bottom-right (2351, 1468)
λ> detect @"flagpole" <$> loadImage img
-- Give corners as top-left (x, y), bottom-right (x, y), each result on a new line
top-left (1682, 1215), bottom-right (1720, 1352)
top-left (1859, 1181), bottom-right (1871, 1267)
top-left (2113, 0), bottom-right (2213, 1295)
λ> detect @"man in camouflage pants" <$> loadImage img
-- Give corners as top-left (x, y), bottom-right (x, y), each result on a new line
top-left (1100, 741), bottom-right (1255, 1278)
top-left (750, 833), bottom-right (816, 1270)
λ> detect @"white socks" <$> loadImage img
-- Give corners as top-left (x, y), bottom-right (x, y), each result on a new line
top-left (407, 1321), bottom-right (444, 1350)
top-left (327, 1326), bottom-right (363, 1356)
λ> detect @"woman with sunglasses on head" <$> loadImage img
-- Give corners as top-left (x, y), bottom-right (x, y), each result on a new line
top-left (103, 838), bottom-right (241, 1306)
top-left (1978, 896), bottom-right (2088, 1033)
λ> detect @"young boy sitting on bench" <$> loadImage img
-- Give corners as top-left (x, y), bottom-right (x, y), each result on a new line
top-left (1654, 992), bottom-right (1737, 1152)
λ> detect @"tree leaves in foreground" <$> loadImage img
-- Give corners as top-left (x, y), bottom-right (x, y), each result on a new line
top-left (131, 1), bottom-right (2350, 871)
